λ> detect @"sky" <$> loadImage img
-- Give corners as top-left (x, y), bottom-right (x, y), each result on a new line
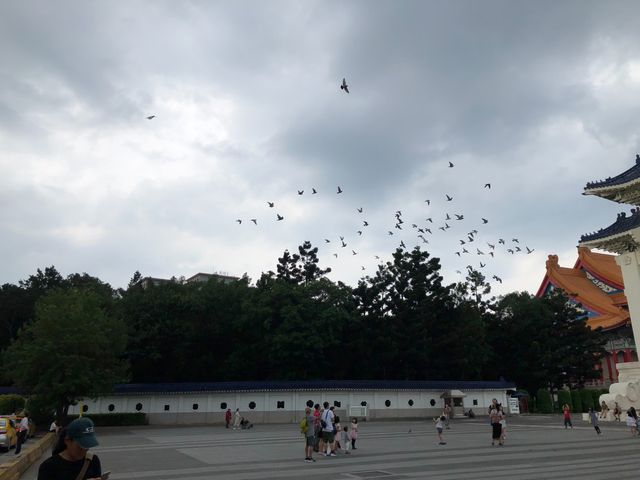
top-left (2, 0), bottom-right (640, 295)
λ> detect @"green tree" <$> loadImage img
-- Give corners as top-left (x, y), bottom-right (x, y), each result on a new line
top-left (2, 289), bottom-right (128, 422)
top-left (571, 389), bottom-right (583, 413)
top-left (536, 388), bottom-right (553, 413)
top-left (580, 389), bottom-right (594, 412)
top-left (557, 390), bottom-right (572, 412)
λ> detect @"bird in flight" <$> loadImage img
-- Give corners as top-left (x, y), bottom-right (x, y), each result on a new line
top-left (363, 221), bottom-right (369, 227)
top-left (312, 188), bottom-right (317, 194)
top-left (337, 186), bottom-right (343, 194)
top-left (375, 255), bottom-right (380, 260)
top-left (352, 250), bottom-right (357, 255)
top-left (492, 275), bottom-right (502, 283)
top-left (460, 240), bottom-right (466, 245)
top-left (426, 217), bottom-right (433, 223)
top-left (267, 202), bottom-right (275, 208)
top-left (425, 199), bottom-right (431, 205)
top-left (526, 246), bottom-right (535, 254)
top-left (400, 241), bottom-right (406, 248)
top-left (515, 246), bottom-right (522, 252)
top-left (324, 239), bottom-right (331, 243)
top-left (251, 219), bottom-right (257, 225)
top-left (455, 214), bottom-right (464, 220)
top-left (455, 252), bottom-right (461, 257)
top-left (479, 262), bottom-right (486, 268)
top-left (512, 238), bottom-right (519, 243)
top-left (357, 230), bottom-right (363, 236)
top-left (341, 78), bottom-right (349, 93)
top-left (462, 248), bottom-right (469, 254)
top-left (507, 248), bottom-right (514, 254)
top-left (489, 252), bottom-right (494, 257)
top-left (341, 240), bottom-right (347, 247)
top-left (487, 243), bottom-right (495, 249)
top-left (276, 214), bottom-right (284, 221)
top-left (297, 190), bottom-right (304, 195)
top-left (333, 253), bottom-right (338, 258)
top-left (446, 213), bottom-right (451, 220)
top-left (361, 266), bottom-right (365, 270)
top-left (448, 161), bottom-right (454, 168)
top-left (146, 115), bottom-right (155, 120)
top-left (446, 194), bottom-right (453, 201)
top-left (477, 248), bottom-right (484, 255)
top-left (482, 218), bottom-right (488, 224)
top-left (484, 183), bottom-right (491, 189)
top-left (357, 207), bottom-right (363, 213)
top-left (388, 231), bottom-right (394, 236)
top-left (498, 238), bottom-right (505, 245)
top-left (236, 219), bottom-right (242, 224)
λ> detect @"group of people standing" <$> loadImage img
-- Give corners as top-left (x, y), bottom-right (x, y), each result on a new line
top-left (488, 399), bottom-right (507, 446)
top-left (302, 402), bottom-right (359, 463)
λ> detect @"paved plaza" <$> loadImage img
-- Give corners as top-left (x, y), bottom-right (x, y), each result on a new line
top-left (17, 415), bottom-right (640, 479)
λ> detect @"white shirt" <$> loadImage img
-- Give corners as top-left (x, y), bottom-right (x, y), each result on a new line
top-left (19, 417), bottom-right (28, 432)
top-left (322, 409), bottom-right (335, 432)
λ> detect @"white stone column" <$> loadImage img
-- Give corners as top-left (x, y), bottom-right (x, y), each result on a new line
top-left (616, 250), bottom-right (640, 356)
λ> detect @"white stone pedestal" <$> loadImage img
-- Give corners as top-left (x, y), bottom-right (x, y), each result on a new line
top-left (600, 362), bottom-right (640, 415)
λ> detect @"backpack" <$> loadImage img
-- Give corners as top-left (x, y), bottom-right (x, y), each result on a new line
top-left (299, 417), bottom-right (308, 435)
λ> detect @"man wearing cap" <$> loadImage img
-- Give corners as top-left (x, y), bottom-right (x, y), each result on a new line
top-left (38, 417), bottom-right (104, 480)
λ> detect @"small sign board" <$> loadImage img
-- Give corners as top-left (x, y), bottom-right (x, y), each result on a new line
top-left (508, 397), bottom-right (520, 414)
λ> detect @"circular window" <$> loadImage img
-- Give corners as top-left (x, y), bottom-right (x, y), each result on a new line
top-left (82, 405), bottom-right (88, 413)
top-left (249, 401), bottom-right (256, 410)
top-left (430, 399), bottom-right (436, 407)
top-left (360, 401), bottom-right (367, 407)
top-left (108, 404), bottom-right (115, 412)
top-left (385, 400), bottom-right (391, 407)
top-left (193, 403), bottom-right (199, 410)
top-left (306, 400), bottom-right (314, 408)
top-left (221, 402), bottom-right (227, 409)
top-left (408, 399), bottom-right (414, 406)
top-left (135, 403), bottom-right (143, 411)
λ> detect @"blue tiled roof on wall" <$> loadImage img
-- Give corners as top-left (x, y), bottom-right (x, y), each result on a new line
top-left (585, 155), bottom-right (640, 190)
top-left (113, 379), bottom-right (516, 394)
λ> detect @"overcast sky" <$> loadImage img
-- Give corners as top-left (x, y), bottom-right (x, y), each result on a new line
top-left (2, 0), bottom-right (640, 295)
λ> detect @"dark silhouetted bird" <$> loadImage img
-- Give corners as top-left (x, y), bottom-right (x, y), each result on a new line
top-left (439, 226), bottom-right (446, 231)
top-left (425, 199), bottom-right (431, 205)
top-left (340, 77), bottom-right (349, 93)
top-left (268, 202), bottom-right (274, 208)
top-left (312, 188), bottom-right (317, 194)
top-left (388, 231), bottom-right (394, 235)
top-left (357, 230), bottom-right (362, 236)
top-left (340, 236), bottom-right (344, 241)
top-left (456, 270), bottom-right (462, 274)
top-left (446, 194), bottom-right (453, 201)
top-left (526, 246), bottom-right (535, 254)
top-left (400, 241), bottom-right (406, 248)
top-left (412, 223), bottom-right (418, 228)
top-left (507, 248), bottom-right (514, 254)
top-left (357, 207), bottom-right (363, 213)
top-left (337, 186), bottom-right (343, 194)
top-left (445, 223), bottom-right (451, 229)
top-left (425, 228), bottom-right (432, 234)
top-left (361, 266), bottom-right (365, 270)
top-left (489, 252), bottom-right (494, 257)
top-left (455, 252), bottom-right (461, 257)
top-left (363, 221), bottom-right (369, 227)
top-left (484, 183), bottom-right (491, 189)
top-left (460, 240), bottom-right (466, 245)
top-left (341, 240), bottom-right (347, 248)
top-left (477, 248), bottom-right (484, 255)
top-left (462, 248), bottom-right (469, 253)
top-left (455, 214), bottom-right (464, 220)
top-left (446, 213), bottom-right (451, 220)
top-left (375, 255), bottom-right (380, 259)
top-left (479, 262), bottom-right (486, 268)
top-left (333, 253), bottom-right (338, 258)
top-left (324, 239), bottom-right (330, 243)
top-left (515, 246), bottom-right (522, 252)
top-left (298, 190), bottom-right (304, 195)
top-left (448, 161), bottom-right (454, 168)
top-left (512, 238), bottom-right (519, 243)
top-left (395, 224), bottom-right (402, 230)
top-left (251, 219), bottom-right (257, 225)
top-left (276, 214), bottom-right (284, 221)
top-left (426, 217), bottom-right (433, 223)
top-left (147, 115), bottom-right (155, 120)
top-left (498, 238), bottom-right (505, 245)
top-left (488, 243), bottom-right (495, 249)
top-left (236, 219), bottom-right (242, 224)
top-left (352, 250), bottom-right (357, 255)
top-left (482, 218), bottom-right (488, 224)
top-left (493, 275), bottom-right (502, 283)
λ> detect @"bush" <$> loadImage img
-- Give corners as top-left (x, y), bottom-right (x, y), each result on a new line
top-left (591, 390), bottom-right (603, 409)
top-left (571, 390), bottom-right (583, 413)
top-left (25, 395), bottom-right (56, 429)
top-left (580, 390), bottom-right (594, 412)
top-left (66, 413), bottom-right (147, 427)
top-left (0, 394), bottom-right (26, 415)
top-left (535, 389), bottom-right (553, 413)
top-left (557, 390), bottom-right (572, 412)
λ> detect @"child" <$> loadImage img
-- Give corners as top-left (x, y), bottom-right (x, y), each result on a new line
top-left (333, 415), bottom-right (342, 451)
top-left (499, 411), bottom-right (507, 444)
top-left (349, 418), bottom-right (358, 450)
top-left (341, 426), bottom-right (351, 454)
top-left (589, 408), bottom-right (601, 435)
top-left (435, 415), bottom-right (446, 445)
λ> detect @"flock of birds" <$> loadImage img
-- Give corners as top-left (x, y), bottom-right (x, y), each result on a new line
top-left (148, 77), bottom-right (535, 289)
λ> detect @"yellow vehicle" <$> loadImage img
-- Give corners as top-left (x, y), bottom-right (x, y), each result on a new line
top-left (0, 417), bottom-right (17, 451)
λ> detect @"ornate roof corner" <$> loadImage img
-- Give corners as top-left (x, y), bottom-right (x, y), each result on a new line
top-left (579, 209), bottom-right (640, 254)
top-left (546, 254), bottom-right (559, 270)
top-left (583, 154), bottom-right (640, 204)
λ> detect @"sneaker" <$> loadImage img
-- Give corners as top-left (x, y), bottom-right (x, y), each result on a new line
top-left (439, 442), bottom-right (447, 445)
top-left (305, 458), bottom-right (313, 463)
top-left (329, 453), bottom-right (337, 457)
top-left (310, 458), bottom-right (316, 462)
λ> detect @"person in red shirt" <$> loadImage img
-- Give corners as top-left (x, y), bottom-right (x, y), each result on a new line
top-left (225, 409), bottom-right (232, 429)
top-left (563, 404), bottom-right (573, 429)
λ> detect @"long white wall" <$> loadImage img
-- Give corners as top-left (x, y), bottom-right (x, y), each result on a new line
top-left (69, 389), bottom-right (510, 424)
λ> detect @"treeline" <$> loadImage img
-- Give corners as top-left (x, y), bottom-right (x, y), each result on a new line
top-left (1, 242), bottom-right (606, 415)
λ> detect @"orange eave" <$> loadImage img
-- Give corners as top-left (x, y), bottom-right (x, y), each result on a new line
top-left (541, 253), bottom-right (629, 330)
top-left (574, 247), bottom-right (624, 290)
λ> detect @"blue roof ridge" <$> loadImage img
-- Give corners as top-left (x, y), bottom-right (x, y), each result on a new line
top-left (584, 154), bottom-right (640, 190)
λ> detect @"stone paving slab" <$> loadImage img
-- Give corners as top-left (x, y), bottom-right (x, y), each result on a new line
top-left (18, 416), bottom-right (640, 479)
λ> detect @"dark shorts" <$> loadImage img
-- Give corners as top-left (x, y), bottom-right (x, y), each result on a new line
top-left (323, 431), bottom-right (335, 443)
top-left (437, 427), bottom-right (443, 434)
top-left (305, 435), bottom-right (315, 446)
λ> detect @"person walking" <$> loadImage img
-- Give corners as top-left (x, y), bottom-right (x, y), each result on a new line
top-left (435, 415), bottom-right (447, 445)
top-left (303, 407), bottom-right (316, 463)
top-left (225, 409), bottom-right (232, 429)
top-left (589, 408), bottom-right (602, 435)
top-left (625, 407), bottom-right (637, 436)
top-left (443, 404), bottom-right (452, 429)
top-left (341, 426), bottom-right (351, 454)
top-left (489, 406), bottom-right (503, 446)
top-left (562, 404), bottom-right (573, 429)
top-left (321, 404), bottom-right (336, 457)
top-left (600, 400), bottom-right (609, 419)
top-left (233, 408), bottom-right (241, 430)
top-left (14, 413), bottom-right (29, 455)
top-left (37, 417), bottom-right (104, 480)
top-left (613, 402), bottom-right (622, 421)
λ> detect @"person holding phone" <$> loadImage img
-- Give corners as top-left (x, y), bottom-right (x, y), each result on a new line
top-left (38, 417), bottom-right (107, 480)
